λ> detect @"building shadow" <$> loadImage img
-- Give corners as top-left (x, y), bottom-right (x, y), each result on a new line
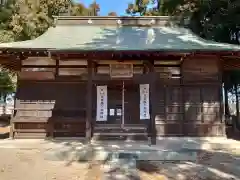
top-left (0, 114), bottom-right (10, 139)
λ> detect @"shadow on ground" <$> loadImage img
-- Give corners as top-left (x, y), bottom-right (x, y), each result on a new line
top-left (136, 150), bottom-right (240, 180)
top-left (42, 138), bottom-right (240, 180)
top-left (0, 132), bottom-right (9, 139)
top-left (0, 115), bottom-right (10, 139)
top-left (226, 125), bottom-right (240, 141)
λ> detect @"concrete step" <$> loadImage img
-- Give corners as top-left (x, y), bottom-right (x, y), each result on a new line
top-left (92, 133), bottom-right (148, 141)
top-left (94, 127), bottom-right (147, 133)
top-left (93, 125), bottom-right (148, 141)
top-left (44, 145), bottom-right (197, 162)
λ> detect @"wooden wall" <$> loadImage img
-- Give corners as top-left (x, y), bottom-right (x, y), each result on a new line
top-left (13, 80), bottom-right (87, 138)
top-left (11, 57), bottom-right (89, 139)
top-left (11, 56), bottom-right (226, 138)
top-left (155, 58), bottom-right (225, 137)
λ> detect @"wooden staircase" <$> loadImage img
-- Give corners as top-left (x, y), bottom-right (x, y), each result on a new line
top-left (92, 124), bottom-right (148, 141)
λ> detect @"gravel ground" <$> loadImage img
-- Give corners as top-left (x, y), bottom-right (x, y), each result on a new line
top-left (0, 147), bottom-right (239, 180)
top-left (0, 149), bottom-right (99, 180)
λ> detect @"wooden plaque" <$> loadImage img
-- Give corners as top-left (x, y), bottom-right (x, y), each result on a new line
top-left (110, 63), bottom-right (133, 78)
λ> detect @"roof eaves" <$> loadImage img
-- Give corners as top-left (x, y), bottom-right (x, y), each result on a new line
top-left (49, 48), bottom-right (240, 55)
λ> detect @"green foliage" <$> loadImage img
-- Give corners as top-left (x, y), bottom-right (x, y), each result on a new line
top-left (0, 0), bottom-right (101, 42)
top-left (126, 0), bottom-right (167, 16)
top-left (127, 0), bottom-right (240, 44)
top-left (161, 0), bottom-right (240, 43)
top-left (0, 0), bottom-right (102, 96)
top-left (0, 69), bottom-right (15, 96)
top-left (88, 1), bottom-right (100, 16)
top-left (108, 12), bottom-right (117, 16)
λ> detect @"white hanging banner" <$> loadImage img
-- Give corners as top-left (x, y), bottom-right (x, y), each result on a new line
top-left (139, 84), bottom-right (150, 120)
top-left (96, 86), bottom-right (108, 121)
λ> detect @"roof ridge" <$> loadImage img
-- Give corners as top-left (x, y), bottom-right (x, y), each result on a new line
top-left (53, 16), bottom-right (171, 27)
top-left (53, 16), bottom-right (170, 20)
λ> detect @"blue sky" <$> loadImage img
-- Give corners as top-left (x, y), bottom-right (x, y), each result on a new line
top-left (76, 0), bottom-right (133, 16)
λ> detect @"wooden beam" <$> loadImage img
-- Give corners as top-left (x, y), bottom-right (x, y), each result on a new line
top-left (10, 57), bottom-right (21, 139)
top-left (218, 57), bottom-right (224, 124)
top-left (85, 59), bottom-right (93, 142)
top-left (21, 65), bottom-right (87, 68)
top-left (55, 57), bottom-right (59, 78)
top-left (180, 60), bottom-right (185, 135)
top-left (148, 60), bottom-right (157, 145)
top-left (93, 73), bottom-right (152, 83)
top-left (56, 51), bottom-right (183, 61)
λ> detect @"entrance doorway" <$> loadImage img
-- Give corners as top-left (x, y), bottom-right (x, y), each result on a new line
top-left (97, 80), bottom-right (141, 127)
top-left (94, 80), bottom-right (149, 141)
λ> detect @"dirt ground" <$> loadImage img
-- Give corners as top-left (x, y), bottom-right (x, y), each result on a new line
top-left (0, 149), bottom-right (93, 180)
top-left (0, 126), bottom-right (9, 133)
top-left (0, 122), bottom-right (240, 180)
top-left (0, 147), bottom-right (239, 180)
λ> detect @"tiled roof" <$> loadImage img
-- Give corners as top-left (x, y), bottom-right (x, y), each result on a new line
top-left (0, 16), bottom-right (239, 52)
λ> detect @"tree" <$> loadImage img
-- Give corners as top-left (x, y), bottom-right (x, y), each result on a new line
top-left (88, 1), bottom-right (100, 16)
top-left (159, 0), bottom-right (240, 43)
top-left (0, 0), bottom-right (16, 42)
top-left (9, 0), bottom-right (75, 40)
top-left (71, 2), bottom-right (89, 16)
top-left (0, 69), bottom-right (15, 114)
top-left (126, 0), bottom-right (167, 16)
top-left (160, 0), bottom-right (240, 123)
top-left (1, 0), bottom-right (96, 41)
top-left (108, 12), bottom-right (117, 16)
top-left (126, 0), bottom-right (240, 44)
top-left (0, 0), bottom-right (95, 112)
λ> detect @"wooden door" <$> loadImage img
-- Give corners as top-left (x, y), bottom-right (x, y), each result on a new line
top-left (95, 80), bottom-right (141, 126)
top-left (107, 81), bottom-right (122, 125)
top-left (124, 81), bottom-right (141, 125)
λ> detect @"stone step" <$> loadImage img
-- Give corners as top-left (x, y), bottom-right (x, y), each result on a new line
top-left (44, 145), bottom-right (198, 162)
top-left (95, 124), bottom-right (146, 128)
top-left (94, 127), bottom-right (147, 133)
top-left (92, 133), bottom-right (148, 141)
top-left (94, 149), bottom-right (197, 162)
top-left (94, 132), bottom-right (147, 136)
top-left (93, 125), bottom-right (148, 141)
top-left (93, 126), bottom-right (148, 141)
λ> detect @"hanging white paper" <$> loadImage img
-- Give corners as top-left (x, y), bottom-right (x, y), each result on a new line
top-left (96, 86), bottom-right (108, 121)
top-left (116, 108), bottom-right (122, 116)
top-left (109, 109), bottom-right (115, 116)
top-left (139, 84), bottom-right (150, 119)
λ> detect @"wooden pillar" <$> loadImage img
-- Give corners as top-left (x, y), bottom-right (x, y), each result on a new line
top-left (10, 77), bottom-right (18, 139)
top-left (218, 57), bottom-right (226, 136)
top-left (10, 57), bottom-right (22, 139)
top-left (148, 60), bottom-right (156, 145)
top-left (86, 59), bottom-right (93, 142)
top-left (180, 59), bottom-right (185, 136)
top-left (48, 57), bottom-right (59, 138)
top-left (218, 59), bottom-right (224, 122)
